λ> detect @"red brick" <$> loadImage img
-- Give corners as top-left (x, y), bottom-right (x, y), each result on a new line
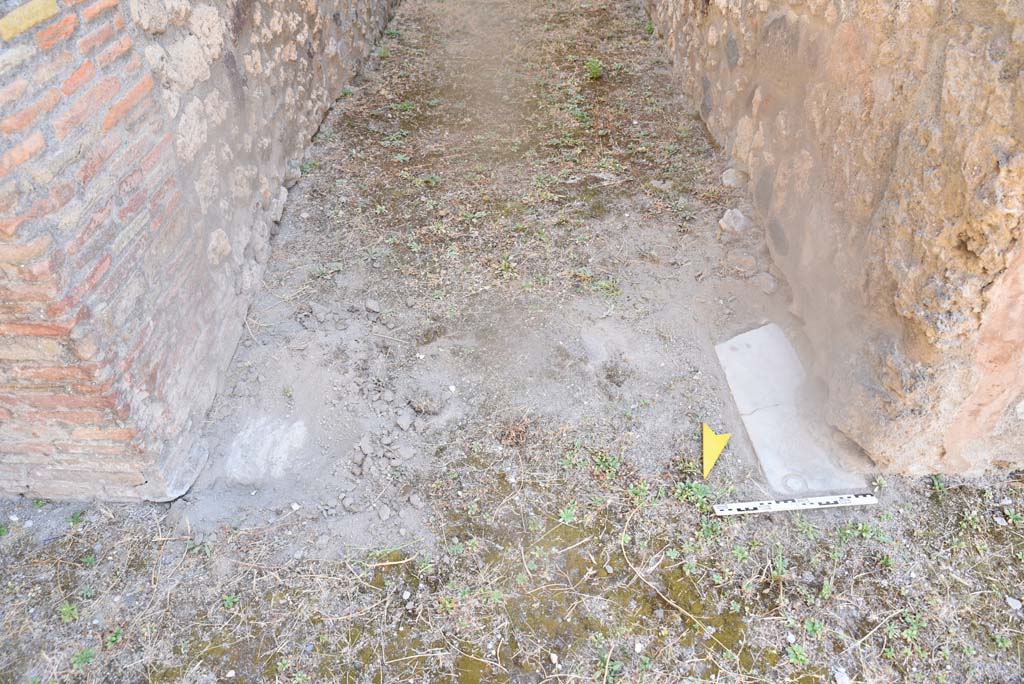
top-left (147, 176), bottom-right (176, 212)
top-left (0, 235), bottom-right (51, 265)
top-left (0, 88), bottom-right (60, 135)
top-left (0, 215), bottom-right (26, 237)
top-left (76, 20), bottom-right (112, 52)
top-left (0, 302), bottom-right (38, 318)
top-left (52, 442), bottom-right (127, 455)
top-left (140, 132), bottom-right (172, 172)
top-left (0, 279), bottom-right (59, 302)
top-left (0, 79), bottom-right (28, 109)
top-left (52, 76), bottom-right (119, 139)
top-left (60, 60), bottom-right (94, 95)
top-left (5, 365), bottom-right (94, 382)
top-left (18, 252), bottom-right (58, 281)
top-left (35, 13), bottom-right (76, 50)
top-left (116, 188), bottom-right (146, 222)
top-left (46, 252), bottom-right (111, 317)
top-left (17, 408), bottom-right (109, 425)
top-left (71, 375), bottom-right (114, 394)
top-left (77, 130), bottom-right (121, 185)
top-left (95, 33), bottom-right (130, 67)
top-left (125, 52), bottom-right (141, 72)
top-left (71, 426), bottom-right (135, 441)
top-left (81, 0), bottom-right (117, 22)
top-left (122, 94), bottom-right (156, 129)
top-left (66, 197), bottom-right (111, 257)
top-left (0, 321), bottom-right (73, 336)
top-left (0, 180), bottom-right (74, 238)
top-left (118, 167), bottom-right (143, 195)
top-left (0, 131), bottom-right (45, 178)
top-left (102, 73), bottom-right (152, 130)
top-left (0, 442), bottom-right (55, 455)
top-left (0, 393), bottom-right (116, 409)
top-left (0, 182), bottom-right (19, 213)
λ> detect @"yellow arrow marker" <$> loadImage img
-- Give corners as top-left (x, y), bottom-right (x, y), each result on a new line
top-left (702, 422), bottom-right (731, 478)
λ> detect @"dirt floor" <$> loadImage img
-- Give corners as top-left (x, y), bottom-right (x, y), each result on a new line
top-left (2, 0), bottom-right (1023, 682)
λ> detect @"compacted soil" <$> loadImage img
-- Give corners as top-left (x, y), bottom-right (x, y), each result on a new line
top-left (2, 1), bottom-right (1022, 683)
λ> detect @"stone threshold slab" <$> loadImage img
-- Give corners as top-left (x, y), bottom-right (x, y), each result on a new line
top-left (715, 323), bottom-right (869, 496)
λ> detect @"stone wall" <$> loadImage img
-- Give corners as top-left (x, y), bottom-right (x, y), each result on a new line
top-left (647, 0), bottom-right (1023, 474)
top-left (0, 0), bottom-right (395, 500)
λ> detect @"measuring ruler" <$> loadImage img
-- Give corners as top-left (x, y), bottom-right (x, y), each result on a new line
top-left (713, 492), bottom-right (878, 516)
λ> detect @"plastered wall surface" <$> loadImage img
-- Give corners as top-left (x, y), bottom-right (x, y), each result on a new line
top-left (646, 0), bottom-right (1023, 474)
top-left (0, 0), bottom-right (396, 500)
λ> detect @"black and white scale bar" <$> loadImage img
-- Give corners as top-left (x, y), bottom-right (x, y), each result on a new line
top-left (713, 493), bottom-right (878, 516)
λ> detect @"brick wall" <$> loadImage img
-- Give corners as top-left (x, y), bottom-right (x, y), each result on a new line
top-left (0, 0), bottom-right (396, 500)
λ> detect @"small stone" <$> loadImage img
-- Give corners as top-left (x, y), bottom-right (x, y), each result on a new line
top-left (396, 410), bottom-right (414, 431)
top-left (1007, 595), bottom-right (1023, 611)
top-left (994, 515), bottom-right (1008, 526)
top-left (365, 299), bottom-right (381, 313)
top-left (383, 390), bottom-right (395, 403)
top-left (721, 168), bottom-right (748, 188)
top-left (634, 641), bottom-right (643, 654)
top-left (402, 590), bottom-right (411, 600)
top-left (358, 434), bottom-right (373, 455)
top-left (831, 666), bottom-right (851, 684)
top-left (408, 493), bottom-right (424, 509)
top-left (726, 250), bottom-right (758, 277)
top-left (719, 208), bottom-right (754, 237)
top-left (226, 670), bottom-right (236, 679)
top-left (786, 632), bottom-right (796, 644)
top-left (311, 302), bottom-right (329, 323)
top-left (378, 505), bottom-right (392, 521)
top-left (290, 502), bottom-right (301, 512)
top-left (549, 653), bottom-right (559, 665)
top-left (751, 272), bottom-right (778, 294)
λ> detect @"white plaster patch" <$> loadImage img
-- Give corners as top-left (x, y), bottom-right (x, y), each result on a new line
top-left (224, 417), bottom-right (308, 485)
